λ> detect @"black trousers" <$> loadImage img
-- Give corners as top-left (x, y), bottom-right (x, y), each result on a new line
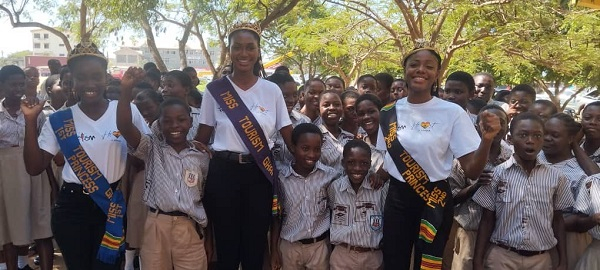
top-left (51, 184), bottom-right (122, 270)
top-left (204, 157), bottom-right (273, 270)
top-left (382, 179), bottom-right (453, 270)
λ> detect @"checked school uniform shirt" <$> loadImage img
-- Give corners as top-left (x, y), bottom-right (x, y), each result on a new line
top-left (279, 162), bottom-right (340, 242)
top-left (450, 140), bottom-right (513, 231)
top-left (319, 124), bottom-right (354, 171)
top-left (328, 175), bottom-right (388, 248)
top-left (271, 110), bottom-right (310, 165)
top-left (575, 174), bottom-right (600, 240)
top-left (473, 155), bottom-right (574, 251)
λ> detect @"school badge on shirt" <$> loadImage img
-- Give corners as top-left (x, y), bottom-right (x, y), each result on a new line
top-left (184, 169), bottom-right (200, 187)
top-left (369, 215), bottom-right (383, 231)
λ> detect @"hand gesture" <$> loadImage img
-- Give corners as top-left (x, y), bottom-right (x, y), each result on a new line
top-left (476, 170), bottom-right (493, 187)
top-left (121, 67), bottom-right (145, 92)
top-left (20, 97), bottom-right (45, 121)
top-left (507, 102), bottom-right (519, 119)
top-left (572, 128), bottom-right (585, 147)
top-left (478, 110), bottom-right (501, 141)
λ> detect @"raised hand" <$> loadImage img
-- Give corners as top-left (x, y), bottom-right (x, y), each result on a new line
top-left (121, 67), bottom-right (146, 92)
top-left (478, 110), bottom-right (501, 141)
top-left (476, 170), bottom-right (493, 187)
top-left (20, 97), bottom-right (45, 121)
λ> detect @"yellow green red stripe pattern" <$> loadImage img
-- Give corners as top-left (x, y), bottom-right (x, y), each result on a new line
top-left (100, 232), bottom-right (123, 251)
top-left (419, 219), bottom-right (437, 243)
top-left (421, 254), bottom-right (442, 270)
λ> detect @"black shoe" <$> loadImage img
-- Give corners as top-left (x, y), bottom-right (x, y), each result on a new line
top-left (19, 265), bottom-right (34, 270)
top-left (33, 255), bottom-right (40, 266)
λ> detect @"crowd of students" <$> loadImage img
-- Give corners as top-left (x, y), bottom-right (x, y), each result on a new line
top-left (2, 21), bottom-right (600, 270)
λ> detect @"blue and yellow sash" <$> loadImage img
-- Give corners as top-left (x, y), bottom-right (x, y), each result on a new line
top-left (49, 109), bottom-right (125, 264)
top-left (206, 77), bottom-right (281, 215)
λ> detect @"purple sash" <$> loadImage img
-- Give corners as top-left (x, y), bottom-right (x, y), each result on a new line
top-left (206, 77), bottom-right (280, 215)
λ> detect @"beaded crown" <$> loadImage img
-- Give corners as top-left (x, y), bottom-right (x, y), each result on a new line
top-left (229, 22), bottom-right (262, 36)
top-left (67, 41), bottom-right (107, 66)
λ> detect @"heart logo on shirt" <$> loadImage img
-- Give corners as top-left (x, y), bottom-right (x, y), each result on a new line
top-left (420, 122), bottom-right (430, 129)
top-left (112, 131), bottom-right (121, 138)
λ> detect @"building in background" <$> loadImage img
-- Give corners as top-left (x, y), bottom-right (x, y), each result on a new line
top-left (31, 29), bottom-right (73, 57)
top-left (113, 44), bottom-right (219, 71)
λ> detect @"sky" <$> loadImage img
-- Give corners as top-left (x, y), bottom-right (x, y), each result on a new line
top-left (0, 13), bottom-right (200, 59)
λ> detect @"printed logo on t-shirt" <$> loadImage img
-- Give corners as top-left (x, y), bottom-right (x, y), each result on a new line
top-left (101, 130), bottom-right (123, 141)
top-left (250, 104), bottom-right (269, 115)
top-left (411, 121), bottom-right (439, 132)
top-left (78, 133), bottom-right (96, 141)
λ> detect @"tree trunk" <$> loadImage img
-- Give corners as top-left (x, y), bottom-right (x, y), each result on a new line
top-left (140, 12), bottom-right (168, 72)
top-left (80, 0), bottom-right (89, 42)
top-left (178, 12), bottom-right (197, 69)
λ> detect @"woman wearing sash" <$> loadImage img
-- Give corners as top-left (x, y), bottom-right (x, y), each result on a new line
top-left (21, 42), bottom-right (149, 270)
top-left (194, 23), bottom-right (293, 269)
top-left (375, 46), bottom-right (501, 270)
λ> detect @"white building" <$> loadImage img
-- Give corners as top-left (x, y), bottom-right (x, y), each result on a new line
top-left (31, 29), bottom-right (72, 57)
top-left (113, 44), bottom-right (219, 70)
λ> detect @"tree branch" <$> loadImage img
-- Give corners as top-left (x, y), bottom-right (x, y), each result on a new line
top-left (0, 3), bottom-right (72, 52)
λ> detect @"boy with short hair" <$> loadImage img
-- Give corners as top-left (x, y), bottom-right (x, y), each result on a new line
top-left (328, 140), bottom-right (388, 270)
top-left (266, 73), bottom-right (310, 165)
top-left (117, 67), bottom-right (210, 270)
top-left (472, 112), bottom-right (574, 270)
top-left (443, 71), bottom-right (477, 124)
top-left (270, 123), bottom-right (340, 270)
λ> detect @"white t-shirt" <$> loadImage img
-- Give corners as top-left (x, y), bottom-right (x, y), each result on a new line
top-left (199, 77), bottom-right (292, 153)
top-left (38, 101), bottom-right (150, 184)
top-left (376, 97), bottom-right (480, 182)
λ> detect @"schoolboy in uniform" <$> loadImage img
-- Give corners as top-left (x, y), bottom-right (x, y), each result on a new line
top-left (328, 140), bottom-right (388, 270)
top-left (271, 123), bottom-right (340, 270)
top-left (506, 84), bottom-right (536, 120)
top-left (449, 105), bottom-right (512, 270)
top-left (266, 73), bottom-right (310, 165)
top-left (472, 113), bottom-right (574, 270)
top-left (117, 67), bottom-right (210, 270)
top-left (443, 71), bottom-right (477, 124)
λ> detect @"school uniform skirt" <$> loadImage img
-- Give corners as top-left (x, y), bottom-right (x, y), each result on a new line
top-left (0, 146), bottom-right (52, 246)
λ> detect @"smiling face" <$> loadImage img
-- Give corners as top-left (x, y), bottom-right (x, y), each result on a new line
top-left (1, 74), bottom-right (26, 102)
top-left (292, 132), bottom-right (322, 173)
top-left (159, 104), bottom-right (192, 148)
top-left (582, 105), bottom-right (600, 140)
top-left (229, 30), bottom-right (259, 74)
top-left (357, 99), bottom-right (380, 136)
top-left (508, 91), bottom-right (534, 115)
top-left (71, 57), bottom-right (107, 105)
top-left (357, 77), bottom-right (377, 95)
top-left (443, 80), bottom-right (471, 109)
top-left (343, 146), bottom-right (371, 187)
top-left (543, 118), bottom-right (572, 156)
top-left (319, 92), bottom-right (343, 126)
top-left (280, 81), bottom-right (298, 114)
top-left (510, 119), bottom-right (544, 161)
top-left (161, 75), bottom-right (189, 100)
top-left (305, 80), bottom-right (325, 112)
top-left (404, 50), bottom-right (440, 95)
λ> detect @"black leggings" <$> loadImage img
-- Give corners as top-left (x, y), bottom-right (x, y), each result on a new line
top-left (382, 179), bottom-right (453, 270)
top-left (203, 157), bottom-right (273, 270)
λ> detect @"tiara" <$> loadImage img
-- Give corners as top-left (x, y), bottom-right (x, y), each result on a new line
top-left (67, 41), bottom-right (107, 65)
top-left (229, 22), bottom-right (262, 36)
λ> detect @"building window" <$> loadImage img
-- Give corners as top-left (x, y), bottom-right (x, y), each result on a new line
top-left (44, 43), bottom-right (50, 49)
top-left (59, 54), bottom-right (65, 56)
top-left (34, 43), bottom-right (40, 48)
top-left (43, 33), bottom-right (49, 39)
top-left (59, 44), bottom-right (65, 47)
top-left (34, 33), bottom-right (40, 39)
top-left (117, 55), bottom-right (126, 63)
top-left (127, 55), bottom-right (137, 63)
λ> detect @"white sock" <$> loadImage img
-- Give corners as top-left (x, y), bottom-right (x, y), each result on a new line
top-left (0, 262), bottom-right (7, 270)
top-left (138, 255), bottom-right (142, 270)
top-left (124, 249), bottom-right (136, 270)
top-left (17, 256), bottom-right (28, 268)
